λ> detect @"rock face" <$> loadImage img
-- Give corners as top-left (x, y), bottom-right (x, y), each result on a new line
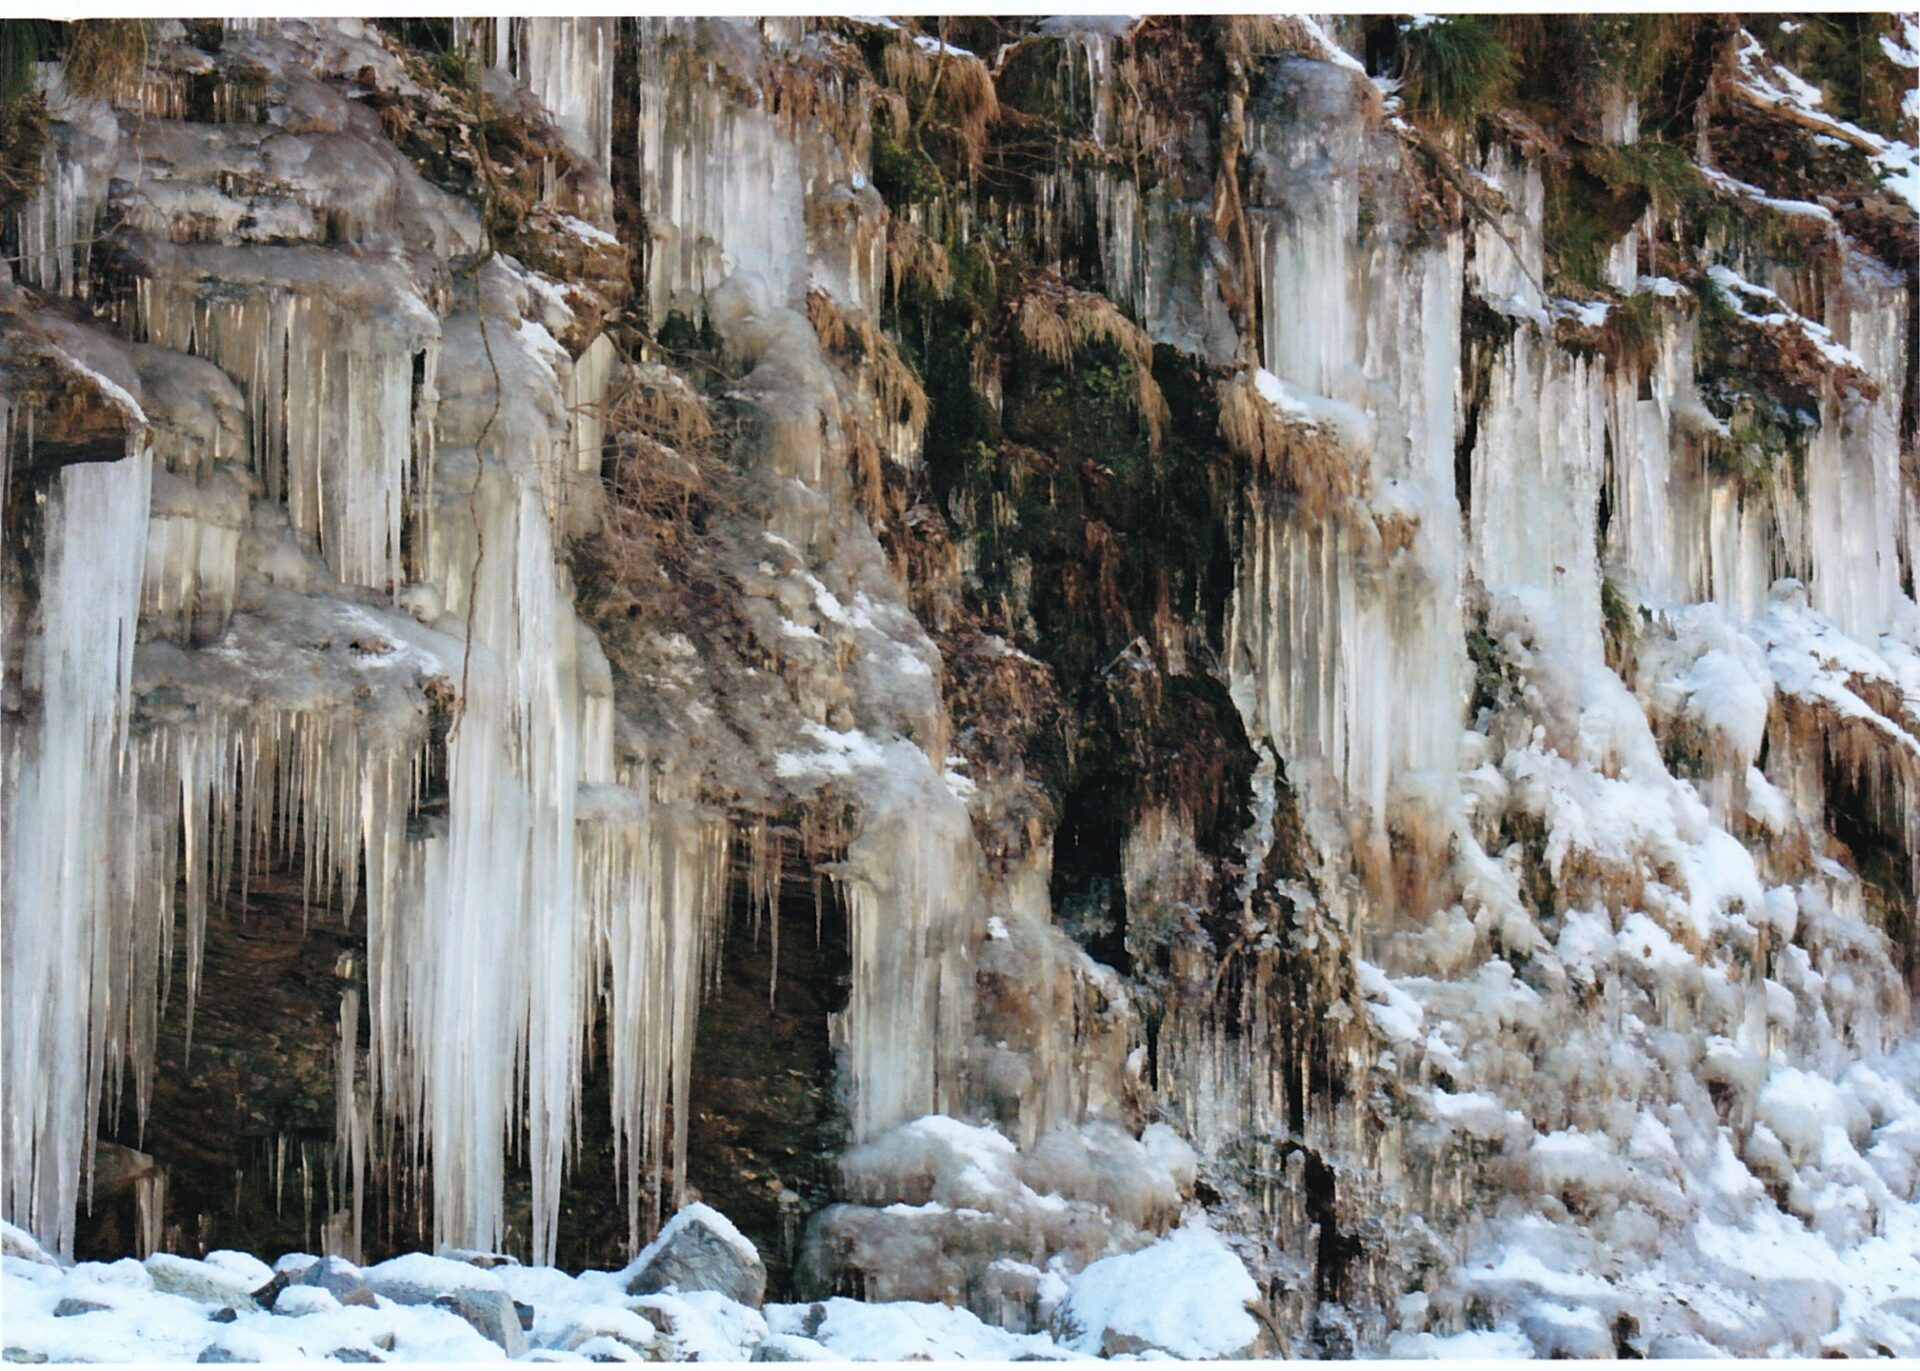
top-left (627, 1203), bottom-right (768, 1309)
top-left (2, 12), bottom-right (1919, 1360)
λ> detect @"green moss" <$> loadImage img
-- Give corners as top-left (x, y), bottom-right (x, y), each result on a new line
top-left (1749, 14), bottom-right (1910, 144)
top-left (1543, 182), bottom-right (1614, 292)
top-left (1466, 606), bottom-right (1517, 724)
top-left (1601, 291), bottom-right (1664, 373)
top-left (869, 120), bottom-right (946, 209)
top-left (1691, 274), bottom-right (1820, 498)
top-left (1587, 138), bottom-right (1710, 219)
top-left (1601, 575), bottom-right (1638, 672)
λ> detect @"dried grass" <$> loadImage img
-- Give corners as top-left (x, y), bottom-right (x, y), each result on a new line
top-left (1011, 275), bottom-right (1168, 447)
top-left (805, 287), bottom-right (928, 514)
top-left (1217, 371), bottom-right (1362, 514)
top-left (583, 364), bottom-right (737, 603)
top-left (886, 218), bottom-right (951, 301)
top-left (880, 29), bottom-right (999, 175)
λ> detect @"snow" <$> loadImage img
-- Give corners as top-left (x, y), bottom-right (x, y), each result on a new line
top-left (1055, 1219), bottom-right (1261, 1358)
top-left (1732, 28), bottom-right (1920, 213)
top-left (1702, 165), bottom-right (1836, 222)
top-left (1705, 264), bottom-right (1869, 375)
top-left (1300, 16), bottom-right (1367, 76)
top-left (912, 33), bottom-right (974, 60)
top-left (767, 1296), bottom-right (1066, 1360)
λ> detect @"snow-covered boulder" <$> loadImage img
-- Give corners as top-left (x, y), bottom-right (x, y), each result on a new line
top-left (144, 1253), bottom-right (261, 1311)
top-left (290, 1255), bottom-right (377, 1308)
top-left (1, 1220), bottom-right (59, 1268)
top-left (364, 1251), bottom-right (528, 1355)
top-left (1052, 1219), bottom-right (1264, 1358)
top-left (625, 1202), bottom-right (767, 1309)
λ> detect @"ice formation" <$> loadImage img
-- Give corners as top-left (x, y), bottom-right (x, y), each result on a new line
top-left (3, 13), bottom-right (1918, 1361)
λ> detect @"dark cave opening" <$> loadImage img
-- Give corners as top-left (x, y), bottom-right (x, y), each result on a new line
top-left (680, 833), bottom-right (853, 1300)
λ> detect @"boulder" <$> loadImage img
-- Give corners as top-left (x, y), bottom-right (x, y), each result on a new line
top-left (625, 1203), bottom-right (766, 1309)
top-left (51, 1298), bottom-right (112, 1317)
top-left (146, 1254), bottom-right (261, 1311)
top-left (1, 1221), bottom-right (59, 1268)
top-left (296, 1256), bottom-right (378, 1308)
top-left (432, 1291), bottom-right (527, 1354)
top-left (364, 1252), bottom-right (527, 1356)
top-left (752, 1334), bottom-right (838, 1361)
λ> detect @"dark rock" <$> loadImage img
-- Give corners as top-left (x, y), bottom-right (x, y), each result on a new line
top-left (372, 1334), bottom-right (396, 1353)
top-left (515, 1299), bottom-right (535, 1331)
top-left (323, 1351), bottom-right (384, 1364)
top-left (196, 1347), bottom-right (242, 1364)
top-left (208, 1307), bottom-right (238, 1324)
top-left (625, 1203), bottom-right (767, 1309)
top-left (4, 1351), bottom-right (50, 1364)
top-left (51, 1298), bottom-right (111, 1318)
top-left (297, 1257), bottom-right (377, 1308)
top-left (251, 1272), bottom-right (289, 1309)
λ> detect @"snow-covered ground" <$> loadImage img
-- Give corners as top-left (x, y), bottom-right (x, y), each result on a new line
top-left (0, 1209), bottom-right (1262, 1363)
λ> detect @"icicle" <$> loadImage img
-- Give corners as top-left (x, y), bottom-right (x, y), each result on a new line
top-left (12, 65), bottom-right (119, 299)
top-left (583, 788), bottom-right (729, 1252)
top-left (634, 19), bottom-right (808, 323)
top-left (502, 19), bottom-right (616, 174)
top-left (2, 446), bottom-right (153, 1259)
top-left (129, 265), bottom-right (436, 593)
top-left (327, 970), bottom-right (368, 1262)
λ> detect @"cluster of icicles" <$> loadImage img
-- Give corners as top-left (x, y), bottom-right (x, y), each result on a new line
top-left (2, 405), bottom-right (737, 1270)
top-left (0, 22), bottom-right (740, 1270)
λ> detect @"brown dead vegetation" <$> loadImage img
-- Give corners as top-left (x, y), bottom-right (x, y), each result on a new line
top-left (1010, 273), bottom-right (1168, 447)
top-left (578, 363), bottom-right (738, 619)
top-left (1217, 371), bottom-right (1362, 515)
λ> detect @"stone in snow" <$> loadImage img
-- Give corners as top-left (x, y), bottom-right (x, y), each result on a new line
top-left (293, 1255), bottom-right (377, 1308)
top-left (1, 1221), bottom-right (58, 1268)
top-left (362, 1251), bottom-right (529, 1355)
top-left (50, 1298), bottom-right (112, 1317)
top-left (625, 1202), bottom-right (768, 1309)
top-left (144, 1253), bottom-right (262, 1312)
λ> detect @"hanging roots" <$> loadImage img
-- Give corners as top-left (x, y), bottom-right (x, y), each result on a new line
top-left (587, 363), bottom-right (736, 598)
top-left (1218, 370), bottom-right (1363, 514)
top-left (1011, 274), bottom-right (1169, 448)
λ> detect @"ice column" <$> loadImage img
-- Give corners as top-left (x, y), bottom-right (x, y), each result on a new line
top-left (634, 19), bottom-right (807, 323)
top-left (2, 447), bottom-right (153, 1258)
top-left (834, 751), bottom-right (982, 1142)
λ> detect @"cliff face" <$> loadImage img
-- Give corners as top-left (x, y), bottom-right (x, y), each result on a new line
top-left (2, 14), bottom-right (1918, 1359)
